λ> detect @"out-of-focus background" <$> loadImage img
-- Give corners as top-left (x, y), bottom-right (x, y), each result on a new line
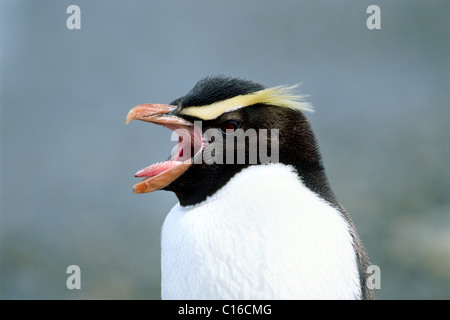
top-left (1, 0), bottom-right (449, 299)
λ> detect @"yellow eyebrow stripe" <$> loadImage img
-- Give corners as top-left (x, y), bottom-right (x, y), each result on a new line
top-left (179, 85), bottom-right (313, 120)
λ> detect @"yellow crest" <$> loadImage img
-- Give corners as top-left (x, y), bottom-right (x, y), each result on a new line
top-left (179, 84), bottom-right (313, 120)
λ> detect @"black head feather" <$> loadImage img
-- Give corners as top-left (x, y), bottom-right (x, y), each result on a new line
top-left (171, 75), bottom-right (264, 108)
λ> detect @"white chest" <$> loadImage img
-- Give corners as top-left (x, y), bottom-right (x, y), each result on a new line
top-left (160, 164), bottom-right (361, 299)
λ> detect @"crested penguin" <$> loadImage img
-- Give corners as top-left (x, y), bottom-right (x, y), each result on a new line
top-left (126, 75), bottom-right (374, 300)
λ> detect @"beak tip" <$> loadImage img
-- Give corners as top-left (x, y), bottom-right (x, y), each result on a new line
top-left (125, 110), bottom-right (134, 125)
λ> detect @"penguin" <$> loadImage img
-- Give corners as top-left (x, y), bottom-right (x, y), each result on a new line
top-left (126, 75), bottom-right (374, 300)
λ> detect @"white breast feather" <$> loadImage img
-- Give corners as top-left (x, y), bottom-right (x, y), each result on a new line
top-left (161, 163), bottom-right (361, 299)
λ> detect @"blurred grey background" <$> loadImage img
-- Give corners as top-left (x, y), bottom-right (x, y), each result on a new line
top-left (1, 0), bottom-right (449, 299)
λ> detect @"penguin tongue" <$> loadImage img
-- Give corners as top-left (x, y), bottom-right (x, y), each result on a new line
top-left (135, 161), bottom-right (183, 178)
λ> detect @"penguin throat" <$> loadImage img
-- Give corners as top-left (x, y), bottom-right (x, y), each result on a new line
top-left (132, 124), bottom-right (205, 193)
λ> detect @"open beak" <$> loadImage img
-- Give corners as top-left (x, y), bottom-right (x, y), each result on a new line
top-left (126, 104), bottom-right (203, 194)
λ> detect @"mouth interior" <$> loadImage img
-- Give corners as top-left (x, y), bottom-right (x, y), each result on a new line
top-left (134, 124), bottom-right (204, 179)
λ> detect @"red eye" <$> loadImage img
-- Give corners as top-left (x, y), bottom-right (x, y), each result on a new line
top-left (219, 120), bottom-right (240, 134)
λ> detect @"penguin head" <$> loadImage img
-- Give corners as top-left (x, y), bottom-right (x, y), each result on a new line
top-left (126, 75), bottom-right (332, 206)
